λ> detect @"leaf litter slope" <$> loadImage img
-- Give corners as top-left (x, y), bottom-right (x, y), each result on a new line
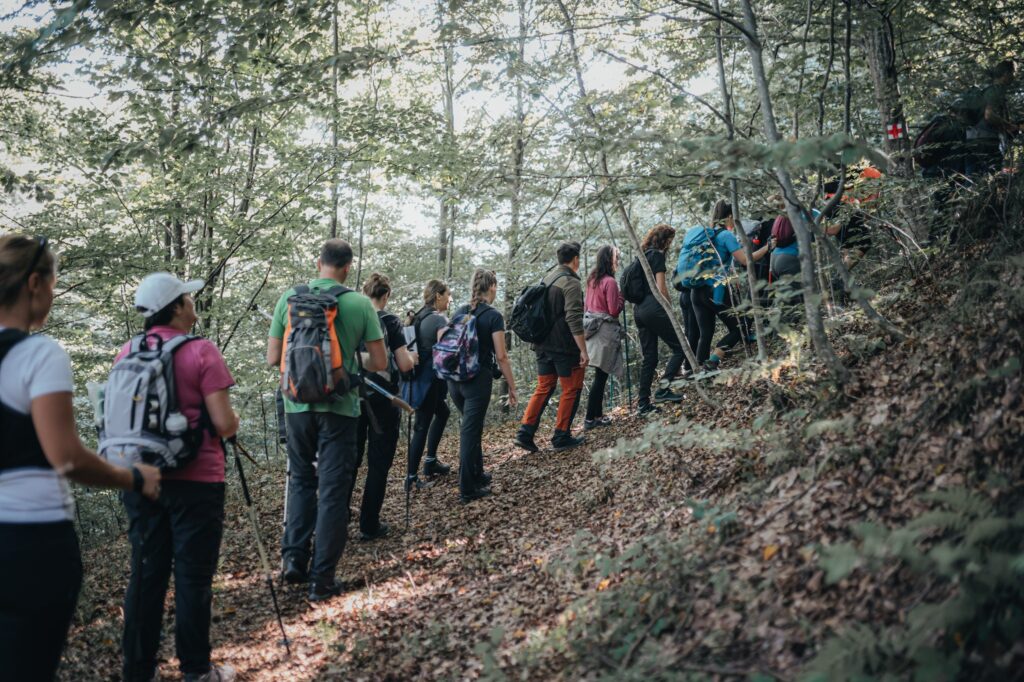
top-left (62, 237), bottom-right (1024, 681)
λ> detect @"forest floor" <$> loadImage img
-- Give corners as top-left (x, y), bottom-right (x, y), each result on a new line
top-left (63, 211), bottom-right (1024, 681)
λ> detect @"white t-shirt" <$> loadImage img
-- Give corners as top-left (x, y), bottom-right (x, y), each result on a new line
top-left (0, 329), bottom-right (76, 523)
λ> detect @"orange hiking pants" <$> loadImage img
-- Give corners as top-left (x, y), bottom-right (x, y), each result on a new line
top-left (521, 365), bottom-right (585, 434)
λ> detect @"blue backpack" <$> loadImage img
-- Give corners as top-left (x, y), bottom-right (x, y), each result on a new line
top-left (432, 310), bottom-right (481, 382)
top-left (675, 226), bottom-right (725, 288)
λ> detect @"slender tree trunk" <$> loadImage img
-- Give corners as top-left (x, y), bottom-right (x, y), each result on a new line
top-left (437, 0), bottom-right (456, 273)
top-left (712, 0), bottom-right (766, 361)
top-left (555, 0), bottom-right (705, 392)
top-left (737, 0), bottom-right (848, 383)
top-left (330, 0), bottom-right (340, 238)
top-left (858, 1), bottom-right (911, 174)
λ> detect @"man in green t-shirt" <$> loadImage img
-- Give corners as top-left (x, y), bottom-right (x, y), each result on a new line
top-left (266, 239), bottom-right (385, 601)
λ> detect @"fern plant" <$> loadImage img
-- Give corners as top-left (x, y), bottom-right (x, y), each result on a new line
top-left (805, 488), bottom-right (1024, 681)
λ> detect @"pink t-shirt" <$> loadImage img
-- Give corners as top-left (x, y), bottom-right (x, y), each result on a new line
top-left (585, 275), bottom-right (624, 318)
top-left (115, 327), bottom-right (235, 483)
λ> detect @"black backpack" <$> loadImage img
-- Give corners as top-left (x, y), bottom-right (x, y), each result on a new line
top-left (509, 272), bottom-right (570, 343)
top-left (620, 251), bottom-right (656, 304)
top-left (913, 114), bottom-right (966, 169)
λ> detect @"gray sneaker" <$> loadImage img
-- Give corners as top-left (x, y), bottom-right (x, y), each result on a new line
top-left (185, 665), bottom-right (236, 682)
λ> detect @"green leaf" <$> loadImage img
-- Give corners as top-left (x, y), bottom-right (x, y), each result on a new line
top-left (821, 543), bottom-right (860, 584)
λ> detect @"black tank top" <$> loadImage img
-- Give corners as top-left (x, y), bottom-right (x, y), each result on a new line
top-left (0, 329), bottom-right (49, 472)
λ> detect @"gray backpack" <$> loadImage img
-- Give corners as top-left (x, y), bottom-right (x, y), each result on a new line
top-left (97, 333), bottom-right (205, 470)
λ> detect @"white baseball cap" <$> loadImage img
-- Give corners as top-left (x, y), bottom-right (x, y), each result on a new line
top-left (135, 272), bottom-right (204, 318)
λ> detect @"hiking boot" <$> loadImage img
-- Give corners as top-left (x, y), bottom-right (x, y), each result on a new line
top-left (281, 556), bottom-right (307, 585)
top-left (184, 665), bottom-right (236, 682)
top-left (460, 486), bottom-right (492, 504)
top-left (551, 430), bottom-right (584, 451)
top-left (638, 402), bottom-right (659, 417)
top-left (360, 522), bottom-right (390, 542)
top-left (308, 580), bottom-right (345, 603)
top-left (653, 387), bottom-right (684, 404)
top-left (404, 474), bottom-right (426, 493)
top-left (477, 471), bottom-right (492, 487)
top-left (422, 458), bottom-right (451, 477)
top-left (584, 416), bottom-right (612, 430)
top-left (513, 433), bottom-right (540, 453)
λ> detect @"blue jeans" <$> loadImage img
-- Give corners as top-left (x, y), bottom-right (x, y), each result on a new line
top-left (122, 481), bottom-right (225, 681)
top-left (282, 411), bottom-right (358, 584)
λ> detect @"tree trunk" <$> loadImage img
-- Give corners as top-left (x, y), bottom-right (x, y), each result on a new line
top-left (737, 0), bottom-right (849, 383)
top-left (555, 0), bottom-right (705, 395)
top-left (858, 1), bottom-right (911, 174)
top-left (712, 0), bottom-right (766, 361)
top-left (330, 0), bottom-right (340, 238)
top-left (437, 0), bottom-right (456, 273)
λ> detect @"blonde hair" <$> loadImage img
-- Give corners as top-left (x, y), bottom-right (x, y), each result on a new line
top-left (0, 234), bottom-right (56, 307)
top-left (362, 272), bottom-right (391, 300)
top-left (468, 269), bottom-right (497, 309)
top-left (422, 279), bottom-right (448, 306)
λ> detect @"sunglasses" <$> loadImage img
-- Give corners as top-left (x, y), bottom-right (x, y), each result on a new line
top-left (24, 236), bottom-right (48, 283)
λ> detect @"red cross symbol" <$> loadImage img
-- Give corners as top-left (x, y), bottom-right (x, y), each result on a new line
top-left (886, 122), bottom-right (905, 140)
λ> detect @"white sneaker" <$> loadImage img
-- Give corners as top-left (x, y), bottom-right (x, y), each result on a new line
top-left (186, 664), bottom-right (236, 682)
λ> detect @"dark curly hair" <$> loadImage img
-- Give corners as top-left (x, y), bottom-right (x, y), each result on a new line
top-left (641, 223), bottom-right (677, 252)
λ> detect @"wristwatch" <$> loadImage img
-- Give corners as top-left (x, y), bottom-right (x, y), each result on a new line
top-left (131, 466), bottom-right (144, 493)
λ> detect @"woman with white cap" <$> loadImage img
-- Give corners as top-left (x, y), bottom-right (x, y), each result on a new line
top-left (0, 235), bottom-right (161, 681)
top-left (117, 272), bottom-right (240, 682)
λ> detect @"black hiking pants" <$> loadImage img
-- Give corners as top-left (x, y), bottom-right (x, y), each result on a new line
top-left (355, 392), bottom-right (400, 535)
top-left (585, 367), bottom-right (609, 421)
top-left (122, 481), bottom-right (225, 681)
top-left (0, 521), bottom-right (81, 682)
top-left (408, 379), bottom-right (450, 475)
top-left (634, 297), bottom-right (684, 407)
top-left (692, 285), bottom-right (744, 364)
top-left (448, 372), bottom-right (493, 496)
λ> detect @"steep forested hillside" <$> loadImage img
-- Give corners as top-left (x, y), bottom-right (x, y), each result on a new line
top-left (2, 0), bottom-right (1022, 680)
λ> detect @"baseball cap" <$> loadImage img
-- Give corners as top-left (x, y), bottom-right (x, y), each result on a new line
top-left (135, 272), bottom-right (204, 318)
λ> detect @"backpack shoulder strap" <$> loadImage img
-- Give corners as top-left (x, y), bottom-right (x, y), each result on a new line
top-left (0, 329), bottom-right (29, 365)
top-left (293, 284), bottom-right (310, 296)
top-left (162, 334), bottom-right (201, 355)
top-left (323, 285), bottom-right (351, 298)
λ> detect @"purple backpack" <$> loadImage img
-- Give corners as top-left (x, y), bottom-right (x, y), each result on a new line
top-left (432, 311), bottom-right (481, 382)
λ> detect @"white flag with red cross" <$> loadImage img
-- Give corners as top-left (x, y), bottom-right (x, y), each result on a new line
top-left (886, 121), bottom-right (905, 140)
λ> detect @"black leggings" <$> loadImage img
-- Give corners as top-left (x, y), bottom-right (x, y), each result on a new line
top-left (585, 368), bottom-right (609, 420)
top-left (355, 393), bottom-right (400, 534)
top-left (678, 288), bottom-right (700, 371)
top-left (407, 379), bottom-right (450, 475)
top-left (634, 299), bottom-right (685, 406)
top-left (0, 521), bottom-right (82, 682)
top-left (692, 286), bottom-right (744, 364)
top-left (447, 373), bottom-right (493, 495)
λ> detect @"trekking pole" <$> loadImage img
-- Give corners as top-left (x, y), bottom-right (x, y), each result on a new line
top-left (621, 308), bottom-right (633, 407)
top-left (226, 436), bottom-right (291, 656)
top-left (405, 411), bottom-right (412, 532)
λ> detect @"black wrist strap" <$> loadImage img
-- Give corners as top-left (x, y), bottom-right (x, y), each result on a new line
top-left (131, 466), bottom-right (144, 493)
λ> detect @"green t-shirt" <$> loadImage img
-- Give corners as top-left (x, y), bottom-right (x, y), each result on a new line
top-left (270, 278), bottom-right (384, 418)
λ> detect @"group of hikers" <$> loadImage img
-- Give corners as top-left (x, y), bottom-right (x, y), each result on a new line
top-left (1, 59), bottom-right (1018, 682)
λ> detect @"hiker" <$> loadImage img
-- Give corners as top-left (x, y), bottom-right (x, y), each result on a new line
top-left (514, 241), bottom-right (588, 452)
top-left (446, 269), bottom-right (518, 503)
top-left (688, 201), bottom-right (773, 369)
top-left (267, 239), bottom-right (386, 602)
top-left (769, 214), bottom-right (803, 309)
top-left (626, 224), bottom-right (685, 415)
top-left (405, 279), bottom-right (454, 487)
top-left (117, 272), bottom-right (240, 682)
top-left (353, 273), bottom-right (417, 541)
top-left (824, 166), bottom-right (881, 301)
top-left (0, 235), bottom-right (160, 682)
top-left (583, 245), bottom-right (624, 429)
top-left (965, 60), bottom-right (1019, 178)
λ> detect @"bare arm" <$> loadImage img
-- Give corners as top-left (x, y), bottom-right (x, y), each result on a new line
top-left (656, 271), bottom-right (670, 299)
top-left (364, 338), bottom-right (387, 373)
top-left (32, 393), bottom-right (160, 497)
top-left (493, 331), bottom-right (517, 407)
top-left (732, 241), bottom-right (772, 266)
top-left (204, 388), bottom-right (239, 438)
top-left (394, 346), bottom-right (415, 373)
top-left (266, 336), bottom-right (282, 367)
